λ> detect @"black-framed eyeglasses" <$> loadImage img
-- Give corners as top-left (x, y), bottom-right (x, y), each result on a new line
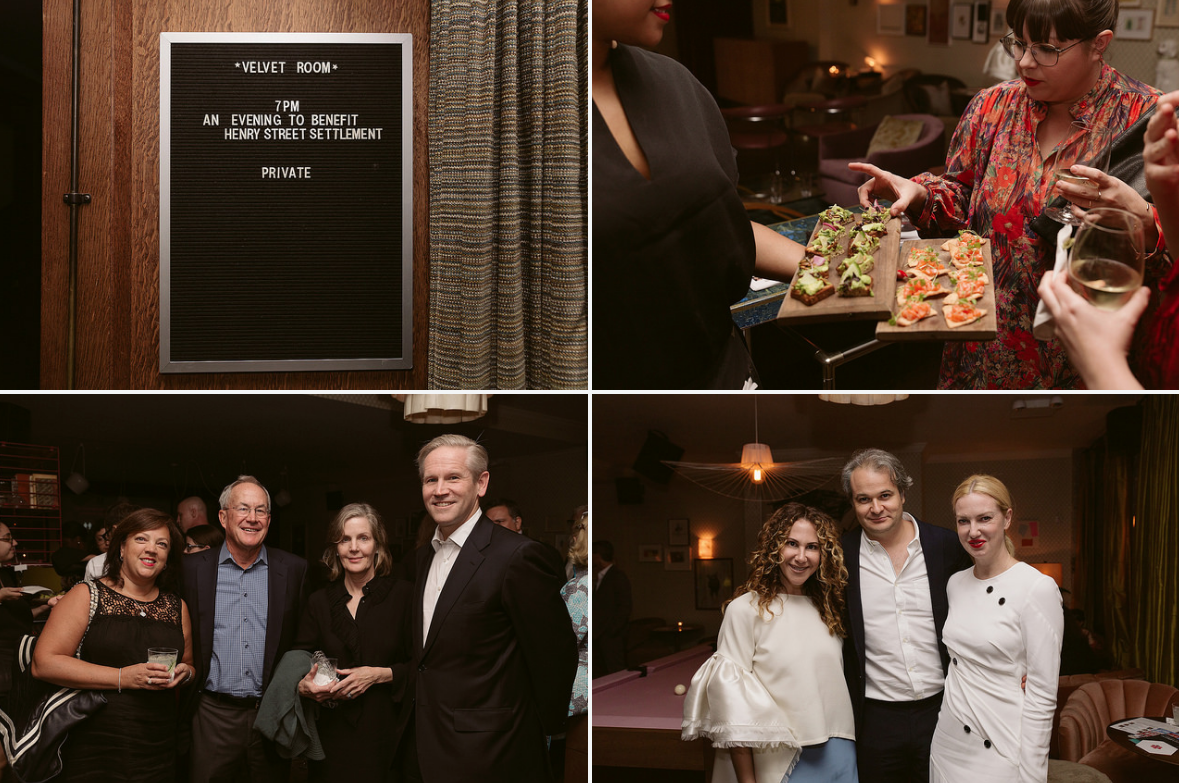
top-left (0, 537), bottom-right (13, 544)
top-left (1001, 32), bottom-right (1086, 67)
top-left (184, 543), bottom-right (204, 551)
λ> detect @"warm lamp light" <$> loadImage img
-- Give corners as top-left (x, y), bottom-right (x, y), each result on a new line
top-left (393, 394), bottom-right (490, 424)
top-left (864, 56), bottom-right (877, 69)
top-left (698, 538), bottom-right (715, 558)
top-left (818, 394), bottom-right (909, 406)
top-left (742, 442), bottom-right (772, 484)
top-left (1030, 562), bottom-right (1063, 587)
top-left (828, 65), bottom-right (840, 76)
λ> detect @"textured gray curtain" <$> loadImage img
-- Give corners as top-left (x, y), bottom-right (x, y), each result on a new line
top-left (427, 0), bottom-right (587, 389)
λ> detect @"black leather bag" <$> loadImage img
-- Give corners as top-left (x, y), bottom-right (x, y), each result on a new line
top-left (0, 583), bottom-right (108, 783)
top-left (1030, 105), bottom-right (1159, 242)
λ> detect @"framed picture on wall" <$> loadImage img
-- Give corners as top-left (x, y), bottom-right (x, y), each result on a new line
top-left (928, 0), bottom-right (951, 45)
top-left (638, 544), bottom-right (663, 563)
top-left (952, 4), bottom-right (973, 38)
top-left (665, 546), bottom-right (691, 571)
top-left (1117, 9), bottom-right (1154, 40)
top-left (1158, 0), bottom-right (1179, 28)
top-left (905, 4), bottom-right (928, 36)
top-left (695, 558), bottom-right (734, 610)
top-left (668, 518), bottom-right (689, 546)
top-left (768, 0), bottom-right (790, 27)
top-left (878, 4), bottom-right (905, 36)
top-left (972, 1), bottom-right (990, 42)
top-left (990, 3), bottom-right (1008, 36)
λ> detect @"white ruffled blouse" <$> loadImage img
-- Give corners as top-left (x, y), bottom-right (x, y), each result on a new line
top-left (682, 591), bottom-right (855, 783)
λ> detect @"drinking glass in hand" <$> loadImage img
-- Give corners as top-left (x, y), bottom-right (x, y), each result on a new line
top-left (1044, 121), bottom-right (1116, 226)
top-left (147, 647), bottom-right (178, 681)
top-left (1067, 208), bottom-right (1145, 311)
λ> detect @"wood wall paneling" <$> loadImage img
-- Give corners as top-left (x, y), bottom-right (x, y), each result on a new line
top-left (42, 0), bottom-right (431, 388)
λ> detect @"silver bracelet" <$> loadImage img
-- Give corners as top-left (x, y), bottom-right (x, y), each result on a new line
top-left (117, 667), bottom-right (122, 693)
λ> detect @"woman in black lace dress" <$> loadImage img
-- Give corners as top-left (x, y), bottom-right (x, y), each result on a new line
top-left (293, 503), bottom-right (411, 782)
top-left (32, 508), bottom-right (195, 782)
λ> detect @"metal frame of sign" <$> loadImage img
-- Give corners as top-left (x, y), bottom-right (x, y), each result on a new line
top-left (159, 31), bottom-right (413, 373)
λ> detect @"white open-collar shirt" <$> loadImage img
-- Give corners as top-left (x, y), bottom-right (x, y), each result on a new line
top-left (860, 513), bottom-right (945, 702)
top-left (422, 509), bottom-right (481, 645)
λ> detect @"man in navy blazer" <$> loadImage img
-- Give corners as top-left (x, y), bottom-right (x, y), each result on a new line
top-left (183, 475), bottom-right (307, 782)
top-left (840, 449), bottom-right (972, 783)
top-left (397, 435), bottom-right (577, 783)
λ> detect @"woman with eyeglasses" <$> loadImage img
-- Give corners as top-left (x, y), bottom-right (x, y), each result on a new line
top-left (290, 503), bottom-right (412, 782)
top-left (854, 0), bottom-right (1161, 390)
top-left (94, 525), bottom-right (110, 554)
top-left (183, 524), bottom-right (225, 554)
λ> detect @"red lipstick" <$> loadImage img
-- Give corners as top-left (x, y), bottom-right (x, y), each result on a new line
top-left (653, 5), bottom-right (671, 22)
top-left (969, 538), bottom-right (985, 549)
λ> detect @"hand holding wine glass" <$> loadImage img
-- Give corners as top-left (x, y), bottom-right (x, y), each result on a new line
top-left (1066, 208), bottom-right (1145, 311)
top-left (1045, 121), bottom-right (1116, 226)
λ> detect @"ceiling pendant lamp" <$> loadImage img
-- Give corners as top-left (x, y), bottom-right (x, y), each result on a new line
top-left (393, 394), bottom-right (491, 424)
top-left (663, 398), bottom-right (842, 501)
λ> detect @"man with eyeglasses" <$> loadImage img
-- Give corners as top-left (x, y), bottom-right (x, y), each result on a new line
top-left (182, 475), bottom-right (307, 782)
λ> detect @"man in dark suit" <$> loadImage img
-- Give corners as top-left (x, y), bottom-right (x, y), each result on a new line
top-left (399, 435), bottom-right (577, 783)
top-left (841, 449), bottom-right (972, 783)
top-left (591, 540), bottom-right (631, 677)
top-left (183, 475), bottom-right (307, 782)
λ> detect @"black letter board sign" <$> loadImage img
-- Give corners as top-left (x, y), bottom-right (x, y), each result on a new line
top-left (160, 32), bottom-right (412, 373)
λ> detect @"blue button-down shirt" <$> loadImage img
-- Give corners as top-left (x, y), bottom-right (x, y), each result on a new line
top-left (206, 542), bottom-right (269, 697)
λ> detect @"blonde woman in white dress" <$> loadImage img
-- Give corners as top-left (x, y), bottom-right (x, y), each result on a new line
top-left (682, 503), bottom-right (857, 783)
top-left (930, 475), bottom-right (1064, 783)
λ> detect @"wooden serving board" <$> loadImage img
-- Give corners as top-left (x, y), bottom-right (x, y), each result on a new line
top-left (875, 237), bottom-right (998, 342)
top-left (776, 216), bottom-right (901, 325)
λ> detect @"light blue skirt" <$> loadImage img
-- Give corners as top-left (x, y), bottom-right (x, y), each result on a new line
top-left (782, 738), bottom-right (858, 783)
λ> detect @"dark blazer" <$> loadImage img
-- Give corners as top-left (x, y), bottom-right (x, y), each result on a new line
top-left (591, 566), bottom-right (631, 676)
top-left (841, 517), bottom-right (972, 730)
top-left (403, 517), bottom-right (577, 783)
top-left (182, 545), bottom-right (308, 691)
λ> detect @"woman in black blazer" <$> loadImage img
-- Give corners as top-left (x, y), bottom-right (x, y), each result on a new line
top-left (294, 503), bottom-right (412, 782)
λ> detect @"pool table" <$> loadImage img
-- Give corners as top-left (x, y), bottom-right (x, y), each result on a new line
top-left (592, 644), bottom-right (717, 778)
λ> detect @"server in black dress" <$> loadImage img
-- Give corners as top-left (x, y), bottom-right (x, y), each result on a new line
top-left (840, 449), bottom-right (973, 783)
top-left (294, 502), bottom-right (411, 783)
top-left (592, 2), bottom-right (805, 389)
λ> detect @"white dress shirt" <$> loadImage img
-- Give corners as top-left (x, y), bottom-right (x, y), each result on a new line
top-left (84, 552), bottom-right (106, 582)
top-left (860, 513), bottom-right (945, 702)
top-left (422, 509), bottom-right (481, 645)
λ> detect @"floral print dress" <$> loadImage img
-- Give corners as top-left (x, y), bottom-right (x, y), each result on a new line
top-left (911, 64), bottom-right (1159, 389)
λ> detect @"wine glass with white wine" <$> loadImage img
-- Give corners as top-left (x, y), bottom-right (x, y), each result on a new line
top-left (1066, 208), bottom-right (1145, 311)
top-left (1044, 121), bottom-right (1117, 226)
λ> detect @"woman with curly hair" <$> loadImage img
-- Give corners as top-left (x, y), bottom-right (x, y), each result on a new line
top-left (682, 503), bottom-right (857, 783)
